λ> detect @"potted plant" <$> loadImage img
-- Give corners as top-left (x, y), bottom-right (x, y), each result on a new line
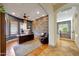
top-left (0, 5), bottom-right (5, 13)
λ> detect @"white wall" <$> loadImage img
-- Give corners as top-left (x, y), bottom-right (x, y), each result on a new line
top-left (57, 7), bottom-right (73, 22)
top-left (41, 4), bottom-right (57, 47)
top-left (73, 7), bottom-right (79, 48)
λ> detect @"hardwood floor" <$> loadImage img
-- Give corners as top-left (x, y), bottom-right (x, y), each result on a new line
top-left (6, 38), bottom-right (79, 56)
top-left (39, 40), bottom-right (79, 56)
top-left (27, 39), bottom-right (79, 56)
top-left (6, 38), bottom-right (18, 56)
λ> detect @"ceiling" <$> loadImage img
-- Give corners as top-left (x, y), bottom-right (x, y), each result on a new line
top-left (3, 3), bottom-right (66, 21)
top-left (53, 3), bottom-right (66, 11)
top-left (3, 3), bottom-right (47, 20)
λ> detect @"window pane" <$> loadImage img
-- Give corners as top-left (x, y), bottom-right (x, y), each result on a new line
top-left (10, 20), bottom-right (18, 35)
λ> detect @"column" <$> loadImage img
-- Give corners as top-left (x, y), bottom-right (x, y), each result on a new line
top-left (0, 13), bottom-right (6, 56)
top-left (41, 4), bottom-right (57, 47)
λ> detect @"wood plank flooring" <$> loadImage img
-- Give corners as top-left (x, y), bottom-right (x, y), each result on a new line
top-left (6, 38), bottom-right (79, 56)
top-left (6, 38), bottom-right (18, 56)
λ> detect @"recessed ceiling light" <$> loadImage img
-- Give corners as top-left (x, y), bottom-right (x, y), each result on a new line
top-left (37, 11), bottom-right (40, 14)
top-left (12, 12), bottom-right (15, 15)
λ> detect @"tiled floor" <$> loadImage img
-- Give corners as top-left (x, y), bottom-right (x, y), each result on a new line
top-left (6, 38), bottom-right (79, 56)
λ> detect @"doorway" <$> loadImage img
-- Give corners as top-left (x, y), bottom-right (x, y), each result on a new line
top-left (57, 21), bottom-right (71, 39)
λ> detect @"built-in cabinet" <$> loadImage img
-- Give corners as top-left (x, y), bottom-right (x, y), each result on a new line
top-left (27, 20), bottom-right (33, 33)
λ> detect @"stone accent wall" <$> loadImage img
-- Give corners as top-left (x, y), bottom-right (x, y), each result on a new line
top-left (32, 15), bottom-right (48, 36)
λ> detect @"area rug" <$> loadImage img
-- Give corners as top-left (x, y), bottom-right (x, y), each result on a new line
top-left (13, 39), bottom-right (41, 56)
